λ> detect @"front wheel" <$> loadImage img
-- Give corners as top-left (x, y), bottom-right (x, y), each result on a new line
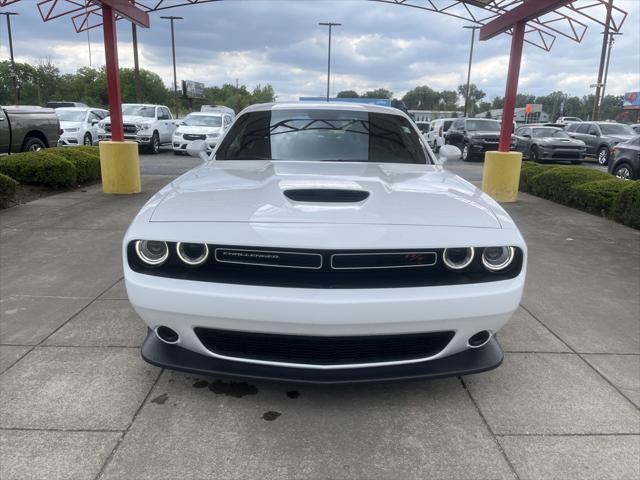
top-left (461, 143), bottom-right (470, 162)
top-left (147, 132), bottom-right (160, 154)
top-left (597, 146), bottom-right (610, 166)
top-left (613, 163), bottom-right (634, 180)
top-left (83, 133), bottom-right (93, 146)
top-left (529, 146), bottom-right (540, 163)
top-left (22, 137), bottom-right (46, 152)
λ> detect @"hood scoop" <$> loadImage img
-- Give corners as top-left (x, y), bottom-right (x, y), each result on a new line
top-left (284, 189), bottom-right (370, 203)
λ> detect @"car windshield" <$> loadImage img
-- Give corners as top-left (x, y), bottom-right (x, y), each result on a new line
top-left (56, 110), bottom-right (86, 122)
top-left (600, 124), bottom-right (635, 135)
top-left (532, 128), bottom-right (569, 139)
top-left (182, 115), bottom-right (222, 127)
top-left (122, 105), bottom-right (155, 118)
top-left (216, 109), bottom-right (428, 164)
top-left (466, 119), bottom-right (500, 132)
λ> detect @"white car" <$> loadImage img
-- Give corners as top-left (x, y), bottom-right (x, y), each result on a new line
top-left (56, 107), bottom-right (108, 146)
top-left (556, 116), bottom-right (583, 125)
top-left (124, 102), bottom-right (527, 383)
top-left (426, 118), bottom-right (456, 153)
top-left (172, 112), bottom-right (233, 155)
top-left (98, 104), bottom-right (177, 154)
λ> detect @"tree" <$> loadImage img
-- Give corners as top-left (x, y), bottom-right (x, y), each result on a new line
top-left (457, 83), bottom-right (486, 116)
top-left (337, 90), bottom-right (359, 98)
top-left (401, 85), bottom-right (440, 110)
top-left (363, 88), bottom-right (393, 99)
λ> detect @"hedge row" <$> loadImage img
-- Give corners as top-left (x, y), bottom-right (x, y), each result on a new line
top-left (0, 172), bottom-right (17, 206)
top-left (0, 146), bottom-right (101, 189)
top-left (519, 162), bottom-right (640, 229)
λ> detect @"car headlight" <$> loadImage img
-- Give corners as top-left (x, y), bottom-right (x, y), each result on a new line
top-left (135, 240), bottom-right (169, 266)
top-left (470, 137), bottom-right (483, 144)
top-left (482, 246), bottom-right (515, 272)
top-left (176, 242), bottom-right (209, 266)
top-left (207, 133), bottom-right (220, 138)
top-left (98, 121), bottom-right (105, 129)
top-left (174, 129), bottom-right (183, 136)
top-left (442, 247), bottom-right (475, 270)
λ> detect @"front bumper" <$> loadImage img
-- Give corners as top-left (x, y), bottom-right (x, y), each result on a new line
top-left (141, 331), bottom-right (504, 384)
top-left (172, 137), bottom-right (217, 152)
top-left (470, 141), bottom-right (499, 155)
top-left (537, 149), bottom-right (586, 161)
top-left (57, 133), bottom-right (82, 146)
top-left (98, 133), bottom-right (151, 144)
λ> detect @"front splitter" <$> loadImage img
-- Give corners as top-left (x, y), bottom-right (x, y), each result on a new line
top-left (141, 332), bottom-right (503, 385)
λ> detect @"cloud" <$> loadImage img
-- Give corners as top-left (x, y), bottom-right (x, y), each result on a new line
top-left (0, 0), bottom-right (638, 102)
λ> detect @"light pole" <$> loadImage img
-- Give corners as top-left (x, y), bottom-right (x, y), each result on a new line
top-left (160, 16), bottom-right (183, 104)
top-left (599, 31), bottom-right (622, 113)
top-left (592, 0), bottom-right (613, 121)
top-left (1, 12), bottom-right (19, 104)
top-left (319, 22), bottom-right (341, 102)
top-left (463, 25), bottom-right (480, 118)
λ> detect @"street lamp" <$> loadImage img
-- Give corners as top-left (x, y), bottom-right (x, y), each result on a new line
top-left (319, 22), bottom-right (341, 102)
top-left (160, 16), bottom-right (183, 100)
top-left (462, 25), bottom-right (480, 117)
top-left (0, 12), bottom-right (20, 104)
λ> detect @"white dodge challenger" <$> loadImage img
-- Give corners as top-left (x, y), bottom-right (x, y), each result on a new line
top-left (124, 102), bottom-right (526, 383)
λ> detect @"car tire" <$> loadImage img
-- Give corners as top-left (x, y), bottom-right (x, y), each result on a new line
top-left (147, 132), bottom-right (160, 155)
top-left (83, 133), bottom-right (92, 146)
top-left (597, 146), bottom-right (610, 166)
top-left (21, 136), bottom-right (46, 152)
top-left (461, 143), bottom-right (470, 162)
top-left (613, 163), bottom-right (635, 180)
top-left (529, 146), bottom-right (540, 163)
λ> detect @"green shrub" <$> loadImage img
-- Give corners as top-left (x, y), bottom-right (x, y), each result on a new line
top-left (48, 147), bottom-right (101, 184)
top-left (519, 162), bottom-right (554, 192)
top-left (0, 172), bottom-right (17, 205)
top-left (611, 181), bottom-right (640, 229)
top-left (0, 151), bottom-right (76, 188)
top-left (529, 166), bottom-right (610, 204)
top-left (570, 178), bottom-right (629, 215)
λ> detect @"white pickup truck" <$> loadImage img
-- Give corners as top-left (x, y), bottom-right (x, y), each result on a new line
top-left (98, 104), bottom-right (178, 154)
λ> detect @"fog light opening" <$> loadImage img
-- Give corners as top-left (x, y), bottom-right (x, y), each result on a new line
top-left (468, 330), bottom-right (492, 348)
top-left (155, 326), bottom-right (180, 344)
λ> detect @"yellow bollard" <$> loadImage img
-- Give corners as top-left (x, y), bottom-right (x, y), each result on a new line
top-left (99, 141), bottom-right (141, 194)
top-left (482, 151), bottom-right (523, 203)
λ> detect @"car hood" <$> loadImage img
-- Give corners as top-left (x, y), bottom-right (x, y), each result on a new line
top-left (60, 121), bottom-right (83, 130)
top-left (537, 137), bottom-right (585, 146)
top-left (102, 115), bottom-right (152, 124)
top-left (149, 161), bottom-right (502, 228)
top-left (468, 131), bottom-right (500, 138)
top-left (174, 125), bottom-right (222, 135)
top-left (607, 134), bottom-right (635, 143)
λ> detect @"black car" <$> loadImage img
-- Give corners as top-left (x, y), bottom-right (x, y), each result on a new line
top-left (565, 122), bottom-right (636, 166)
top-left (608, 136), bottom-right (640, 180)
top-left (445, 118), bottom-right (501, 161)
top-left (511, 126), bottom-right (585, 164)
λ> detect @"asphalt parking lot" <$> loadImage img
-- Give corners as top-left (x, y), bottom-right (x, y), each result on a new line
top-left (1, 149), bottom-right (638, 480)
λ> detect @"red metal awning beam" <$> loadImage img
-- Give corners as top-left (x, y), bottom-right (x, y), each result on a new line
top-left (102, 3), bottom-right (124, 142)
top-left (499, 21), bottom-right (525, 152)
top-left (99, 0), bottom-right (149, 27)
top-left (479, 0), bottom-right (575, 41)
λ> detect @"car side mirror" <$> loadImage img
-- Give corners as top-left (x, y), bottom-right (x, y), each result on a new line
top-left (91, 120), bottom-right (99, 126)
top-left (438, 144), bottom-right (461, 163)
top-left (522, 133), bottom-right (531, 138)
top-left (186, 139), bottom-right (210, 162)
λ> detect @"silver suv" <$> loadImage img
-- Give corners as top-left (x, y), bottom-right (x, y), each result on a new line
top-left (565, 122), bottom-right (636, 165)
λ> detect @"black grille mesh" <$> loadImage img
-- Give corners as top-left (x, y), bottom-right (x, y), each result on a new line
top-left (195, 328), bottom-right (455, 365)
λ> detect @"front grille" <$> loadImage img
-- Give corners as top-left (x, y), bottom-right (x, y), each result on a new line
top-left (194, 328), bottom-right (455, 365)
top-left (123, 124), bottom-right (138, 134)
top-left (184, 134), bottom-right (206, 141)
top-left (127, 244), bottom-right (524, 288)
top-left (105, 124), bottom-right (111, 133)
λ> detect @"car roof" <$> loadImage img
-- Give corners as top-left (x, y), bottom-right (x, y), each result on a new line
top-left (55, 107), bottom-right (89, 111)
top-left (187, 111), bottom-right (222, 116)
top-left (241, 102), bottom-right (407, 117)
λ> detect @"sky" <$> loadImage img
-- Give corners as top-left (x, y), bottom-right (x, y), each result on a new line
top-left (0, 0), bottom-right (638, 102)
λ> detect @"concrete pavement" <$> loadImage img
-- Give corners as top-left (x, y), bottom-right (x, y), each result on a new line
top-left (1, 152), bottom-right (638, 480)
